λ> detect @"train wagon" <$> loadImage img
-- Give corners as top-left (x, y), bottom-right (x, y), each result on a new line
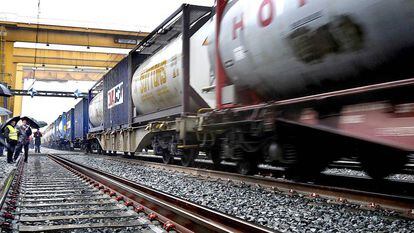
top-left (68, 1), bottom-right (414, 179)
top-left (42, 122), bottom-right (55, 147)
top-left (73, 98), bottom-right (89, 150)
top-left (63, 108), bottom-right (75, 150)
top-left (45, 99), bottom-right (89, 150)
top-left (88, 5), bottom-right (215, 158)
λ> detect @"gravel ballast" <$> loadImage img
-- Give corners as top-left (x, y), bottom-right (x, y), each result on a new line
top-left (323, 168), bottom-right (414, 182)
top-left (58, 154), bottom-right (414, 233)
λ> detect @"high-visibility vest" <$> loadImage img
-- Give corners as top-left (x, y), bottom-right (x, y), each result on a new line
top-left (6, 125), bottom-right (17, 141)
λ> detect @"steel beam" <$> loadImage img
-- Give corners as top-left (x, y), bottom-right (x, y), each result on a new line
top-left (22, 69), bottom-right (105, 81)
top-left (1, 21), bottom-right (148, 48)
top-left (181, 4), bottom-right (190, 115)
top-left (132, 106), bottom-right (182, 124)
top-left (215, 0), bottom-right (229, 109)
top-left (11, 89), bottom-right (87, 98)
top-left (13, 47), bottom-right (125, 68)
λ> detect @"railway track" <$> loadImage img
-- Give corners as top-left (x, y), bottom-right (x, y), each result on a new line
top-left (96, 155), bottom-right (414, 218)
top-left (87, 152), bottom-right (414, 198)
top-left (0, 154), bottom-right (273, 233)
top-left (120, 151), bottom-right (414, 176)
top-left (45, 148), bottom-right (414, 176)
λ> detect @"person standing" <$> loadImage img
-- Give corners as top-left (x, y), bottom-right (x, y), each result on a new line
top-left (14, 119), bottom-right (32, 163)
top-left (33, 129), bottom-right (42, 153)
top-left (3, 120), bottom-right (18, 163)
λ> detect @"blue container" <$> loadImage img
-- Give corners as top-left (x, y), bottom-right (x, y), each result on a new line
top-left (65, 108), bottom-right (75, 142)
top-left (74, 98), bottom-right (89, 140)
top-left (54, 116), bottom-right (62, 141)
top-left (103, 57), bottom-right (131, 129)
top-left (59, 112), bottom-right (67, 139)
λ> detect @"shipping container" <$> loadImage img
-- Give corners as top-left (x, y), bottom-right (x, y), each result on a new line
top-left (53, 116), bottom-right (61, 140)
top-left (42, 122), bottom-right (55, 146)
top-left (74, 98), bottom-right (89, 140)
top-left (102, 57), bottom-right (130, 129)
top-left (129, 4), bottom-right (212, 125)
top-left (65, 108), bottom-right (75, 143)
top-left (59, 112), bottom-right (67, 140)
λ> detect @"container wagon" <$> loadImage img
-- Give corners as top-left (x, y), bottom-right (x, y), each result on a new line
top-left (73, 98), bottom-right (89, 150)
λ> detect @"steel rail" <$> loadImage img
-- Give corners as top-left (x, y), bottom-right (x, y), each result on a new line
top-left (0, 158), bottom-right (24, 210)
top-left (100, 156), bottom-right (414, 217)
top-left (0, 169), bottom-right (17, 210)
top-left (49, 154), bottom-right (275, 233)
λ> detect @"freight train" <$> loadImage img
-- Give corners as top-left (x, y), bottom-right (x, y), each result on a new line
top-left (43, 0), bottom-right (414, 179)
top-left (42, 98), bottom-right (89, 150)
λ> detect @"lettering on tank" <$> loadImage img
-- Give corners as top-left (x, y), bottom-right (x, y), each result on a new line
top-left (299, 0), bottom-right (307, 7)
top-left (232, 14), bottom-right (244, 40)
top-left (258, 0), bottom-right (275, 27)
top-left (139, 60), bottom-right (167, 94)
top-left (258, 0), bottom-right (308, 28)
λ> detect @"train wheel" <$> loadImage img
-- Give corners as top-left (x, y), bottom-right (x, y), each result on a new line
top-left (208, 146), bottom-right (222, 169)
top-left (236, 159), bottom-right (258, 175)
top-left (162, 151), bottom-right (173, 164)
top-left (360, 149), bottom-right (407, 180)
top-left (211, 154), bottom-right (222, 168)
top-left (181, 148), bottom-right (198, 167)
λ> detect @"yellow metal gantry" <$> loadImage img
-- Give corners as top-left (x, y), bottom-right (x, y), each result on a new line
top-left (13, 47), bottom-right (125, 68)
top-left (1, 21), bottom-right (147, 48)
top-left (0, 21), bottom-right (148, 115)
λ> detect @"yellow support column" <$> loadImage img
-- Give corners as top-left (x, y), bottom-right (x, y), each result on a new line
top-left (13, 64), bottom-right (23, 116)
top-left (3, 41), bottom-right (16, 111)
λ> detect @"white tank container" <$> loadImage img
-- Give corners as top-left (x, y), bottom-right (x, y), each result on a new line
top-left (216, 0), bottom-right (414, 100)
top-left (42, 125), bottom-right (53, 144)
top-left (131, 22), bottom-right (215, 114)
top-left (89, 92), bottom-right (104, 127)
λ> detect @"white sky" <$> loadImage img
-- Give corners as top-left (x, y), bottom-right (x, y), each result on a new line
top-left (1, 0), bottom-right (214, 124)
top-left (0, 0), bottom-right (214, 31)
top-left (21, 79), bottom-right (95, 126)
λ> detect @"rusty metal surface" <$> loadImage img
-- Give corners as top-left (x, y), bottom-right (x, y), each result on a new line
top-left (19, 211), bottom-right (136, 222)
top-left (19, 205), bottom-right (122, 215)
top-left (18, 219), bottom-right (147, 232)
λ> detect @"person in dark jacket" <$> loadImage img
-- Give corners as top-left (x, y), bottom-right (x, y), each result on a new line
top-left (33, 129), bottom-right (42, 153)
top-left (14, 119), bottom-right (32, 163)
top-left (4, 120), bottom-right (18, 163)
top-left (0, 127), bottom-right (4, 156)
